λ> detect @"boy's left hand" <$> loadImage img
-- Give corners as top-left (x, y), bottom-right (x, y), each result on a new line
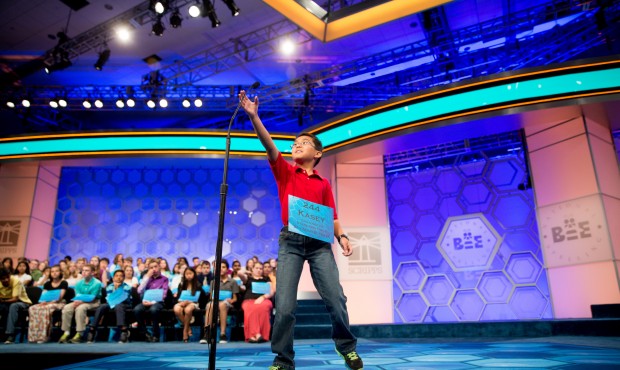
top-left (340, 238), bottom-right (353, 256)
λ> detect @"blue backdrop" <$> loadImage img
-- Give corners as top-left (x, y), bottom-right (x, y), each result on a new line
top-left (50, 159), bottom-right (281, 267)
top-left (386, 131), bottom-right (553, 322)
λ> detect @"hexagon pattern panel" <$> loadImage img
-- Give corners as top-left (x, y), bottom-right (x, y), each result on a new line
top-left (50, 163), bottom-right (281, 266)
top-left (385, 131), bottom-right (552, 323)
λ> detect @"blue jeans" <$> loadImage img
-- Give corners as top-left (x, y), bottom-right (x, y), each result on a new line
top-left (271, 227), bottom-right (357, 369)
top-left (0, 301), bottom-right (29, 335)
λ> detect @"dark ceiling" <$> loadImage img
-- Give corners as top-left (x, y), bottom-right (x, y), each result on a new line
top-left (0, 0), bottom-right (618, 137)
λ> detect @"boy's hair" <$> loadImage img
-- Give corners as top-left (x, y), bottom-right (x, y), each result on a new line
top-left (296, 132), bottom-right (323, 166)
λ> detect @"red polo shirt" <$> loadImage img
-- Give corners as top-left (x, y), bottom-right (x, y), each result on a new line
top-left (270, 152), bottom-right (338, 226)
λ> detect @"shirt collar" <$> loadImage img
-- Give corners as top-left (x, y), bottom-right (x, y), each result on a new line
top-left (294, 166), bottom-right (322, 179)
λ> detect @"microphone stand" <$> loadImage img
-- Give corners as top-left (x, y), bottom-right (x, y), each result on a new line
top-left (207, 88), bottom-right (251, 370)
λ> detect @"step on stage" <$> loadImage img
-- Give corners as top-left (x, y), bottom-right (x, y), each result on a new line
top-left (1, 319), bottom-right (619, 370)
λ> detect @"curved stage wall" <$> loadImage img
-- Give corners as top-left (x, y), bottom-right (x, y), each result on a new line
top-left (1, 57), bottom-right (619, 324)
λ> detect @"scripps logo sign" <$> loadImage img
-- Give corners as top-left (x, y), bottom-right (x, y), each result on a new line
top-left (0, 221), bottom-right (21, 247)
top-left (436, 214), bottom-right (502, 271)
top-left (550, 218), bottom-right (592, 243)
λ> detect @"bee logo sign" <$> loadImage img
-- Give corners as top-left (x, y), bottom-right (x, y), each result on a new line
top-left (436, 214), bottom-right (502, 271)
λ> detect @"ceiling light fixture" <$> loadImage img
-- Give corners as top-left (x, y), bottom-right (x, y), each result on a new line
top-left (58, 98), bottom-right (67, 108)
top-left (21, 99), bottom-right (31, 108)
top-left (170, 9), bottom-right (182, 28)
top-left (152, 16), bottom-right (165, 36)
top-left (6, 101), bottom-right (15, 108)
top-left (126, 98), bottom-right (135, 108)
top-left (147, 99), bottom-right (156, 109)
top-left (188, 1), bottom-right (201, 17)
top-left (49, 99), bottom-right (59, 108)
top-left (94, 99), bottom-right (103, 108)
top-left (203, 0), bottom-right (221, 28)
top-left (159, 98), bottom-right (168, 108)
top-left (182, 99), bottom-right (191, 108)
top-left (152, 0), bottom-right (169, 14)
top-left (280, 38), bottom-right (295, 55)
top-left (194, 98), bottom-right (203, 107)
top-left (222, 0), bottom-right (240, 17)
top-left (116, 99), bottom-right (125, 108)
top-left (94, 44), bottom-right (111, 71)
top-left (83, 99), bottom-right (92, 109)
top-left (115, 25), bottom-right (132, 43)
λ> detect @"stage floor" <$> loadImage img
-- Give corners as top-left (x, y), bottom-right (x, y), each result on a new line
top-left (2, 336), bottom-right (620, 369)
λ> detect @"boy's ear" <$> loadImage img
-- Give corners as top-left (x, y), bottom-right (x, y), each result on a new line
top-left (314, 150), bottom-right (323, 161)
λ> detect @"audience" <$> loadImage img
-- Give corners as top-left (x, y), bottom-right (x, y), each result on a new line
top-left (34, 266), bottom-right (51, 287)
top-left (13, 260), bottom-right (33, 287)
top-left (134, 259), bottom-right (169, 342)
top-left (200, 260), bottom-right (239, 344)
top-left (173, 266), bottom-right (202, 342)
top-left (28, 265), bottom-right (68, 343)
top-left (59, 264), bottom-right (102, 343)
top-left (240, 261), bottom-right (274, 343)
top-left (1, 257), bottom-right (14, 273)
top-left (0, 253), bottom-right (277, 344)
top-left (86, 269), bottom-right (132, 344)
top-left (123, 265), bottom-right (139, 288)
top-left (1, 266), bottom-right (33, 344)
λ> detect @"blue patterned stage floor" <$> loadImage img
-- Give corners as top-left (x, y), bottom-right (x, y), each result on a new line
top-left (3, 336), bottom-right (619, 370)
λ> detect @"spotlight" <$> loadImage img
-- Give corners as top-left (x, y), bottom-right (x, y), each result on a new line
top-left (116, 99), bottom-right (125, 108)
top-left (222, 0), bottom-right (240, 16)
top-left (49, 99), bottom-right (59, 108)
top-left (152, 0), bottom-right (169, 14)
top-left (6, 101), bottom-right (15, 108)
top-left (182, 99), bottom-right (191, 108)
top-left (45, 57), bottom-right (72, 74)
top-left (170, 9), bottom-right (182, 28)
top-left (194, 98), bottom-right (203, 107)
top-left (94, 47), bottom-right (111, 71)
top-left (126, 98), bottom-right (135, 108)
top-left (188, 1), bottom-right (201, 17)
top-left (58, 98), bottom-right (67, 108)
top-left (83, 100), bottom-right (92, 109)
top-left (21, 99), bottom-right (30, 108)
top-left (203, 0), bottom-right (221, 28)
top-left (94, 99), bottom-right (103, 108)
top-left (115, 25), bottom-right (132, 43)
top-left (147, 99), bottom-right (156, 108)
top-left (281, 38), bottom-right (295, 55)
top-left (152, 16), bottom-right (165, 36)
top-left (159, 98), bottom-right (168, 108)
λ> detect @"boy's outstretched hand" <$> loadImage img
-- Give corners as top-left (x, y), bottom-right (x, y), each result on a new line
top-left (239, 90), bottom-right (259, 117)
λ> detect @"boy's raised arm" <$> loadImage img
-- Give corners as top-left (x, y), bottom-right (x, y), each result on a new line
top-left (239, 90), bottom-right (279, 163)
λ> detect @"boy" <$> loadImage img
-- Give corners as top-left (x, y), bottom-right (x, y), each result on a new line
top-left (239, 91), bottom-right (363, 370)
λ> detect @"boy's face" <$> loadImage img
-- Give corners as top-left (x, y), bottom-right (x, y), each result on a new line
top-left (291, 135), bottom-right (321, 166)
top-left (1, 275), bottom-right (10, 287)
top-left (113, 270), bottom-right (124, 283)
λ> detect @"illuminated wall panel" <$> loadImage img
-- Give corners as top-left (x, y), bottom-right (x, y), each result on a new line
top-left (386, 131), bottom-right (552, 322)
top-left (50, 162), bottom-right (281, 266)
